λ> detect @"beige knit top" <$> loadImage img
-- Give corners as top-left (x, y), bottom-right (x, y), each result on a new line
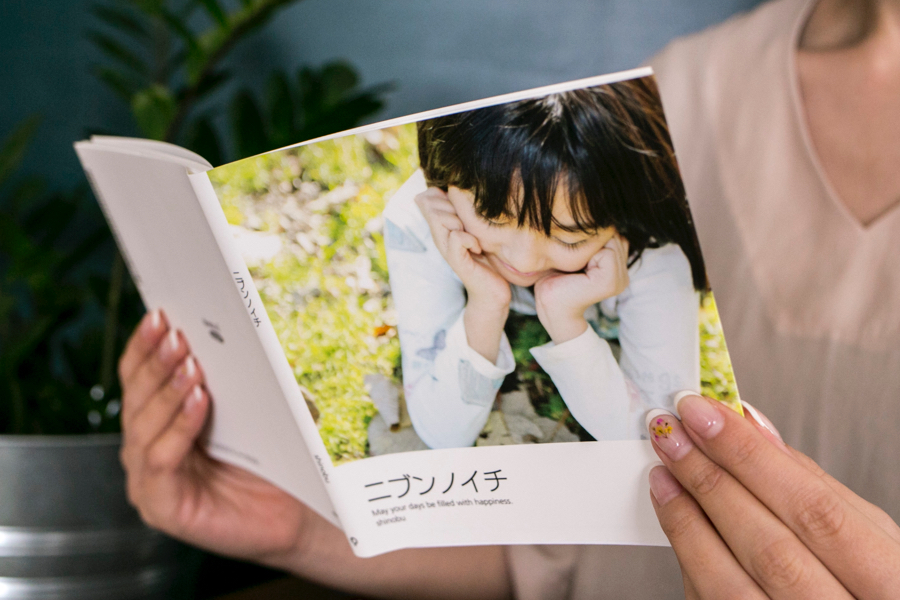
top-left (509, 0), bottom-right (900, 596)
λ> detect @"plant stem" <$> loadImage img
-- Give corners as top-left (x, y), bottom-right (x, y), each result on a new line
top-left (164, 0), bottom-right (299, 143)
top-left (9, 371), bottom-right (26, 434)
top-left (101, 250), bottom-right (125, 394)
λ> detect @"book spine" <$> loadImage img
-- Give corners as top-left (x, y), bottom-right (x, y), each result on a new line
top-left (187, 171), bottom-right (341, 527)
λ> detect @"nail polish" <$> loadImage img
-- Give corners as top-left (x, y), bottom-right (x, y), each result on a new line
top-left (172, 356), bottom-right (195, 391)
top-left (158, 329), bottom-right (180, 364)
top-left (649, 465), bottom-right (683, 506)
top-left (676, 394), bottom-right (724, 439)
top-left (646, 409), bottom-right (693, 461)
top-left (741, 401), bottom-right (784, 443)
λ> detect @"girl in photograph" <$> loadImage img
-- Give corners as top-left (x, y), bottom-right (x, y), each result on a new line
top-left (383, 76), bottom-right (708, 449)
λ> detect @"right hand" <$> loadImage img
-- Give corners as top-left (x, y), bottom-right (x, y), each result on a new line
top-left (648, 394), bottom-right (900, 599)
top-left (118, 310), bottom-right (309, 566)
top-left (414, 186), bottom-right (511, 309)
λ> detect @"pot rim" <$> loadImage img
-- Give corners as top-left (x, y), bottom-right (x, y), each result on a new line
top-left (0, 433), bottom-right (122, 448)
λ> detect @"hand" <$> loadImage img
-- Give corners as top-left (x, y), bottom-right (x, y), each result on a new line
top-left (534, 234), bottom-right (629, 344)
top-left (118, 310), bottom-right (310, 567)
top-left (647, 393), bottom-right (900, 600)
top-left (414, 187), bottom-right (511, 309)
top-left (120, 312), bottom-right (514, 599)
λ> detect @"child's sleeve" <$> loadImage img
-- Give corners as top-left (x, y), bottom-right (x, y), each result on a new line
top-left (529, 328), bottom-right (632, 440)
top-left (383, 172), bottom-right (515, 449)
top-left (529, 244), bottom-right (699, 440)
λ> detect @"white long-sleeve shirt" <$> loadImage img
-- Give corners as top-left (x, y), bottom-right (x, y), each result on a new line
top-left (383, 171), bottom-right (699, 449)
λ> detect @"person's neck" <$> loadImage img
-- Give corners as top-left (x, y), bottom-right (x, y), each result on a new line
top-left (796, 0), bottom-right (900, 226)
top-left (800, 0), bottom-right (900, 51)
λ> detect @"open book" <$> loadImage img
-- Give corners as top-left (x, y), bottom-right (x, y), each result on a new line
top-left (75, 66), bottom-right (741, 557)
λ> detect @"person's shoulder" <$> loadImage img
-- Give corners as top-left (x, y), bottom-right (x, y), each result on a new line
top-left (382, 169), bottom-right (433, 250)
top-left (629, 244), bottom-right (693, 290)
top-left (649, 0), bottom-right (803, 80)
top-left (383, 169), bottom-right (427, 222)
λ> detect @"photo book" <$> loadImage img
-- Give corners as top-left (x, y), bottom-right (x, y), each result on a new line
top-left (75, 66), bottom-right (742, 557)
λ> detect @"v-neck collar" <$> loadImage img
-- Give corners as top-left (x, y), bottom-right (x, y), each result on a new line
top-left (788, 0), bottom-right (900, 233)
top-left (697, 0), bottom-right (900, 350)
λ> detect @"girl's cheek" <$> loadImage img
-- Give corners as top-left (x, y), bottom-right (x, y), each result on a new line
top-left (551, 249), bottom-right (595, 273)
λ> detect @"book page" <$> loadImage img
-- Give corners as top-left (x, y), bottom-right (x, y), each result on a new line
top-left (74, 140), bottom-right (336, 525)
top-left (204, 68), bottom-right (743, 556)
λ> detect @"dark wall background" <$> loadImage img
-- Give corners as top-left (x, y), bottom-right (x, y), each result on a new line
top-left (0, 0), bottom-right (765, 191)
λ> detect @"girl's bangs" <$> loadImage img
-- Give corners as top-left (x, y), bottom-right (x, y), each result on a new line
top-left (471, 130), bottom-right (604, 236)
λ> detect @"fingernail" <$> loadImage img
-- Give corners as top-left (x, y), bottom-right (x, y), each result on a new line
top-left (647, 409), bottom-right (693, 461)
top-left (171, 356), bottom-right (196, 391)
top-left (158, 329), bottom-right (180, 364)
top-left (676, 394), bottom-right (725, 440)
top-left (649, 465), bottom-right (683, 506)
top-left (741, 401), bottom-right (784, 443)
top-left (184, 385), bottom-right (204, 412)
top-left (141, 309), bottom-right (163, 340)
top-left (672, 390), bottom-right (699, 417)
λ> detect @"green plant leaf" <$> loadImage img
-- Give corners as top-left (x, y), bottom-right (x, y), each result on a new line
top-left (230, 89), bottom-right (268, 158)
top-left (131, 84), bottom-right (177, 140)
top-left (86, 30), bottom-right (149, 77)
top-left (132, 0), bottom-right (166, 17)
top-left (319, 61), bottom-right (359, 105)
top-left (267, 72), bottom-right (295, 148)
top-left (23, 194), bottom-right (79, 247)
top-left (182, 115), bottom-right (223, 166)
top-left (55, 224), bottom-right (109, 279)
top-left (159, 7), bottom-right (200, 53)
top-left (0, 217), bottom-right (33, 261)
top-left (198, 0), bottom-right (229, 27)
top-left (0, 116), bottom-right (40, 189)
top-left (90, 3), bottom-right (149, 40)
top-left (4, 177), bottom-right (45, 216)
top-left (191, 69), bottom-right (230, 103)
top-left (92, 66), bottom-right (142, 102)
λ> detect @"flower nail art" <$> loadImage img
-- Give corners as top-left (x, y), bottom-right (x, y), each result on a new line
top-left (652, 416), bottom-right (673, 439)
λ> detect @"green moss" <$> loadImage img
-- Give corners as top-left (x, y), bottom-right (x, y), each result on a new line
top-left (209, 126), bottom-right (417, 463)
top-left (699, 293), bottom-right (742, 413)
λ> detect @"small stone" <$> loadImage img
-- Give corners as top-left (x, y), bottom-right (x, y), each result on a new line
top-left (368, 415), bottom-right (429, 456)
top-left (535, 416), bottom-right (580, 443)
top-left (476, 411), bottom-right (514, 446)
top-left (499, 389), bottom-right (537, 419)
top-left (364, 374), bottom-right (400, 426)
top-left (503, 414), bottom-right (545, 443)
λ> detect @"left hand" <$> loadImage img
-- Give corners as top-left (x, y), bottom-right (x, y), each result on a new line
top-left (534, 233), bottom-right (629, 343)
top-left (647, 393), bottom-right (900, 600)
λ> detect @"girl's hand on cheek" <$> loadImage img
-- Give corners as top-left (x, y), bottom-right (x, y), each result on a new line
top-left (647, 394), bottom-right (900, 600)
top-left (534, 234), bottom-right (629, 344)
top-left (415, 187), bottom-right (511, 309)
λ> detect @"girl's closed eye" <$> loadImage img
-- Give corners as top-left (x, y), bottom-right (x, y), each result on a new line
top-left (478, 212), bottom-right (512, 228)
top-left (557, 238), bottom-right (589, 251)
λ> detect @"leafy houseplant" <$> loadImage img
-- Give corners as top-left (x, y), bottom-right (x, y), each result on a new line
top-left (1, 1), bottom-right (390, 595)
top-left (0, 0), bottom-right (389, 436)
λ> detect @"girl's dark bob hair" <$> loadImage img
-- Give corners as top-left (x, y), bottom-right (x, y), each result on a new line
top-left (417, 77), bottom-right (708, 291)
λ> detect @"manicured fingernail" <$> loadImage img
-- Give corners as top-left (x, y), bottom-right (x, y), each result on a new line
top-left (647, 409), bottom-right (693, 461)
top-left (158, 329), bottom-right (180, 364)
top-left (741, 401), bottom-right (784, 443)
top-left (672, 390), bottom-right (699, 417)
top-left (141, 309), bottom-right (163, 340)
top-left (676, 394), bottom-right (724, 439)
top-left (171, 356), bottom-right (196, 391)
top-left (649, 465), bottom-right (683, 506)
top-left (184, 385), bottom-right (204, 412)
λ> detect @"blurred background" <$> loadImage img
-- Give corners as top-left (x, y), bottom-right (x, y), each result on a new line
top-left (0, 0), bottom-right (762, 597)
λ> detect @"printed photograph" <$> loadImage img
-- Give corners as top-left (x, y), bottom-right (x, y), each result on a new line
top-left (208, 75), bottom-right (740, 465)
